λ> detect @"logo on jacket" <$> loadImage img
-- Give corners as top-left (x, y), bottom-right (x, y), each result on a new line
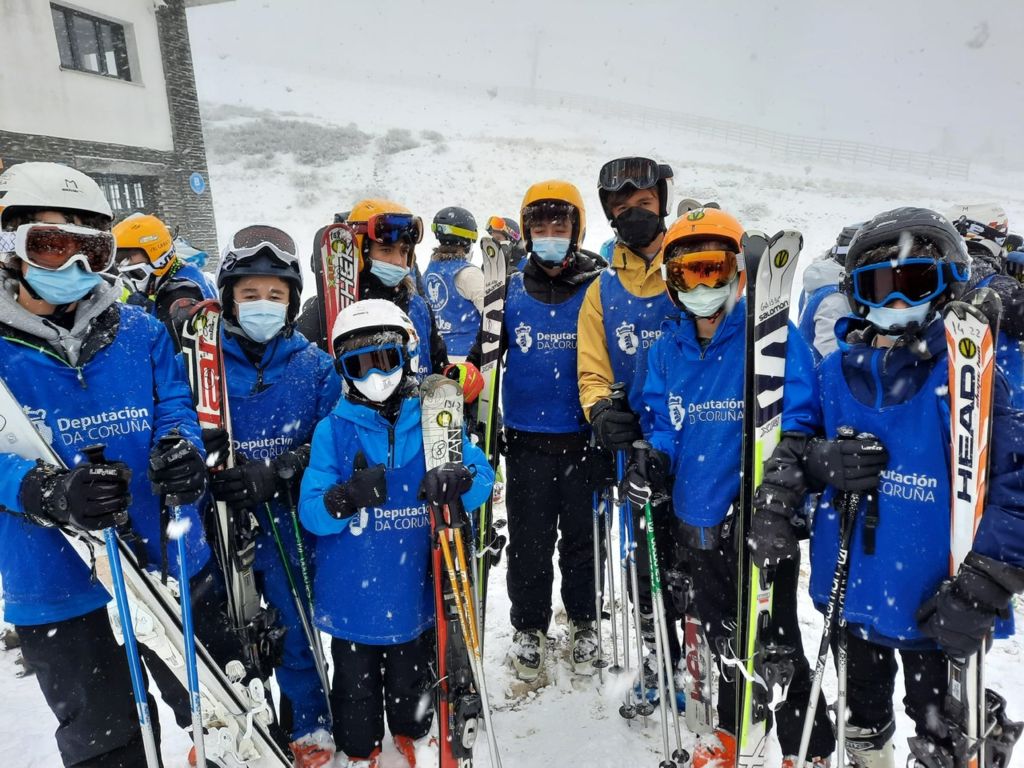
top-left (425, 274), bottom-right (448, 311)
top-left (515, 322), bottom-right (533, 353)
top-left (26, 406), bottom-right (54, 445)
top-left (615, 321), bottom-right (639, 356)
top-left (348, 508), bottom-right (371, 536)
top-left (668, 394), bottom-right (685, 431)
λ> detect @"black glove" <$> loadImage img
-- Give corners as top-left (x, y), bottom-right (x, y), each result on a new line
top-left (21, 460), bottom-right (132, 531)
top-left (273, 444), bottom-right (311, 486)
top-left (590, 398), bottom-right (641, 452)
top-left (419, 462), bottom-right (474, 507)
top-left (917, 551), bottom-right (1024, 658)
top-left (747, 482), bottom-right (802, 569)
top-left (804, 433), bottom-right (889, 493)
top-left (148, 434), bottom-right (207, 504)
top-left (201, 427), bottom-right (231, 468)
top-left (209, 457), bottom-right (278, 508)
top-left (622, 447), bottom-right (670, 508)
top-left (324, 452), bottom-right (387, 520)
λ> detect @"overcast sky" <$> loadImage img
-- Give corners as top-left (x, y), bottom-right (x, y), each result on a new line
top-left (188, 0), bottom-right (1024, 168)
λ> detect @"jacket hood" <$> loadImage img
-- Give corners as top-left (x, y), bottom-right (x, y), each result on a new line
top-left (802, 256), bottom-right (844, 294)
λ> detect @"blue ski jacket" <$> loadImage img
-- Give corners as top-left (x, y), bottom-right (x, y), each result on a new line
top-left (0, 303), bottom-right (209, 626)
top-left (299, 393), bottom-right (493, 645)
top-left (220, 328), bottom-right (340, 573)
top-left (783, 315), bottom-right (1024, 647)
top-left (423, 260), bottom-right (481, 358)
top-left (642, 299), bottom-right (815, 535)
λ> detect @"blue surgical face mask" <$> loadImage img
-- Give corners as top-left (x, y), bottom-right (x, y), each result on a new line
top-left (677, 284), bottom-right (732, 318)
top-left (25, 264), bottom-right (102, 305)
top-left (866, 303), bottom-right (933, 335)
top-left (237, 299), bottom-right (288, 343)
top-left (531, 237), bottom-right (571, 266)
top-left (370, 260), bottom-right (410, 287)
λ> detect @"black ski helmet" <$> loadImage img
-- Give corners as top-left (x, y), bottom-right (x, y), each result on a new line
top-left (841, 207), bottom-right (969, 318)
top-left (597, 157), bottom-right (674, 221)
top-left (431, 206), bottom-right (478, 247)
top-left (829, 222), bottom-right (865, 267)
top-left (217, 224), bottom-right (303, 320)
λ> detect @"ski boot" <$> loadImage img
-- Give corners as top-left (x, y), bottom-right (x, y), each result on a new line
top-left (394, 734), bottom-right (439, 767)
top-left (508, 628), bottom-right (545, 682)
top-left (692, 729), bottom-right (736, 768)
top-left (845, 721), bottom-right (895, 768)
top-left (289, 728), bottom-right (336, 768)
top-left (568, 619), bottom-right (600, 676)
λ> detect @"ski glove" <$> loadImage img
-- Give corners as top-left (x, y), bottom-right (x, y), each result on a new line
top-left (21, 460), bottom-right (132, 531)
top-left (324, 453), bottom-right (387, 520)
top-left (201, 427), bottom-right (231, 468)
top-left (747, 482), bottom-right (802, 569)
top-left (273, 444), bottom-right (312, 488)
top-left (148, 434), bottom-right (207, 504)
top-left (589, 398), bottom-right (641, 452)
top-left (209, 457), bottom-right (278, 508)
top-left (803, 433), bottom-right (889, 493)
top-left (917, 551), bottom-right (1024, 658)
top-left (419, 462), bottom-right (474, 507)
top-left (622, 447), bottom-right (671, 508)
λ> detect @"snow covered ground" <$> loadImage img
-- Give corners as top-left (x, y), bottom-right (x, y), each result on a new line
top-left (4, 51), bottom-right (1024, 768)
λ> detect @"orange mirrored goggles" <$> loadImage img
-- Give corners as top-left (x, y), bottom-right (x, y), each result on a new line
top-left (663, 250), bottom-right (738, 292)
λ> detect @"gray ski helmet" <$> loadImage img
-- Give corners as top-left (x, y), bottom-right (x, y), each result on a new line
top-left (217, 224), bottom-right (303, 319)
top-left (841, 207), bottom-right (969, 318)
top-left (431, 206), bottom-right (477, 247)
top-left (829, 222), bottom-right (865, 267)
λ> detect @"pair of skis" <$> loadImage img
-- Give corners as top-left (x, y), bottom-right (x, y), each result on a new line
top-left (421, 374), bottom-right (502, 768)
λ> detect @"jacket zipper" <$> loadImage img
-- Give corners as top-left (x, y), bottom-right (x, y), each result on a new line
top-left (2, 336), bottom-right (87, 388)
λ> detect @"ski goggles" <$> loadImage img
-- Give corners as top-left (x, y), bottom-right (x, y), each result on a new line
top-left (431, 221), bottom-right (477, 242)
top-left (354, 213), bottom-right (424, 246)
top-left (522, 200), bottom-right (575, 230)
top-left (1, 223), bottom-right (116, 272)
top-left (851, 257), bottom-right (960, 308)
top-left (117, 259), bottom-right (154, 286)
top-left (338, 342), bottom-right (405, 381)
top-left (663, 249), bottom-right (739, 292)
top-left (486, 216), bottom-right (521, 242)
top-left (598, 157), bottom-right (672, 192)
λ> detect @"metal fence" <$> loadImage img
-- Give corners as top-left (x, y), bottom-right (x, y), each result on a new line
top-left (501, 86), bottom-right (971, 181)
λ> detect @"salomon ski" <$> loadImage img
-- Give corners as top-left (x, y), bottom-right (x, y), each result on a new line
top-left (421, 374), bottom-right (501, 768)
top-left (734, 230), bottom-right (803, 766)
top-left (0, 375), bottom-right (290, 767)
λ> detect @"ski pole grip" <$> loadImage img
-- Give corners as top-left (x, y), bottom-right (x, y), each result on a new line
top-left (632, 439), bottom-right (652, 468)
top-left (609, 382), bottom-right (627, 411)
top-left (82, 444), bottom-right (109, 465)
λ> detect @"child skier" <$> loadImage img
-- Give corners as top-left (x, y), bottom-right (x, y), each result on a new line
top-left (498, 180), bottom-right (607, 681)
top-left (424, 206), bottom-right (484, 360)
top-left (0, 162), bottom-right (211, 765)
top-left (202, 224), bottom-right (341, 766)
top-left (749, 207), bottom-right (1024, 767)
top-left (631, 207), bottom-right (836, 767)
top-left (299, 299), bottom-right (494, 768)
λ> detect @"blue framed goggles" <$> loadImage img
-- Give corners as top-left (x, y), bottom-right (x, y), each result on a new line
top-left (851, 257), bottom-right (966, 308)
top-left (338, 342), bottom-right (405, 381)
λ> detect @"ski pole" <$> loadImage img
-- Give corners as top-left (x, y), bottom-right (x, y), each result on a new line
top-left (602, 486), bottom-right (622, 674)
top-left (796, 431), bottom-right (860, 767)
top-left (84, 445), bottom-right (161, 768)
top-left (635, 441), bottom-right (687, 766)
top-left (592, 490), bottom-right (607, 683)
top-left (619, 450), bottom-right (654, 722)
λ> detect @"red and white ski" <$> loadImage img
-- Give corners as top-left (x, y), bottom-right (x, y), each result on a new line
top-left (318, 223), bottom-right (359, 356)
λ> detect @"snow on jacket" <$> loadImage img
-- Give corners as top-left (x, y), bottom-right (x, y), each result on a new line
top-left (783, 314), bottom-right (1024, 647)
top-left (642, 298), bottom-right (815, 534)
top-left (0, 280), bottom-right (208, 626)
top-left (221, 328), bottom-right (340, 573)
top-left (299, 393), bottom-right (493, 645)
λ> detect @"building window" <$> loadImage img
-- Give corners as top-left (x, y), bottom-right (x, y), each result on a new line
top-left (51, 4), bottom-right (131, 81)
top-left (93, 175), bottom-right (152, 216)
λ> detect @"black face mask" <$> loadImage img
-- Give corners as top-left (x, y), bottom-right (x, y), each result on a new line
top-left (612, 207), bottom-right (663, 250)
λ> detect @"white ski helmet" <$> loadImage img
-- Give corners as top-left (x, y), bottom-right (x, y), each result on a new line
top-left (0, 162), bottom-right (113, 230)
top-left (331, 299), bottom-right (421, 402)
top-left (944, 202), bottom-right (1009, 261)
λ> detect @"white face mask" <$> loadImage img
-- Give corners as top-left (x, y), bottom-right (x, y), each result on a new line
top-left (865, 303), bottom-right (933, 335)
top-left (677, 284), bottom-right (732, 318)
top-left (353, 369), bottom-right (404, 403)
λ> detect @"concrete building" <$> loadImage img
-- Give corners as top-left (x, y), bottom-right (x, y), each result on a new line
top-left (0, 0), bottom-right (227, 255)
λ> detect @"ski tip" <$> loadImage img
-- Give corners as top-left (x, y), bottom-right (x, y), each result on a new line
top-left (944, 286), bottom-right (1002, 329)
top-left (770, 229), bottom-right (804, 251)
top-left (419, 373), bottom-right (463, 401)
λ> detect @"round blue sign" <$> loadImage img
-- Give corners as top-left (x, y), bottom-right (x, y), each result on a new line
top-left (189, 172), bottom-right (206, 195)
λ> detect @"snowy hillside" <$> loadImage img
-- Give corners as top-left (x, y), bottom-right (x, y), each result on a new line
top-left (4, 48), bottom-right (1024, 768)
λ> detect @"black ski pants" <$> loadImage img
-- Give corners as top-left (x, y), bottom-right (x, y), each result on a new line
top-left (505, 440), bottom-right (606, 632)
top-left (688, 541), bottom-right (836, 759)
top-left (834, 630), bottom-right (948, 739)
top-left (329, 634), bottom-right (433, 759)
top-left (18, 606), bottom-right (161, 768)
